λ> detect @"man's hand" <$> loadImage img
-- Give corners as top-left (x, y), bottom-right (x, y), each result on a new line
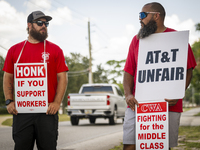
top-left (46, 102), bottom-right (60, 115)
top-left (7, 102), bottom-right (18, 115)
top-left (164, 99), bottom-right (179, 106)
top-left (126, 94), bottom-right (139, 111)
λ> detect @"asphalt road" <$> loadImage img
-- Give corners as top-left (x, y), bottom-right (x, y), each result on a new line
top-left (1, 107), bottom-right (199, 150)
top-left (0, 118), bottom-right (124, 150)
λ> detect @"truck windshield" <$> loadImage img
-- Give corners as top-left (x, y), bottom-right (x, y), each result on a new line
top-left (81, 86), bottom-right (113, 94)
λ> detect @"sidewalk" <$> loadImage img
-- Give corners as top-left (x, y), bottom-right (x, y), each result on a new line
top-left (180, 107), bottom-right (200, 126)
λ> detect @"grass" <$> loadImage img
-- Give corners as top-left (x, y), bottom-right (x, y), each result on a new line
top-left (1, 114), bottom-right (70, 127)
top-left (58, 114), bottom-right (70, 122)
top-left (183, 107), bottom-right (192, 112)
top-left (194, 112), bottom-right (200, 116)
top-left (2, 118), bottom-right (13, 126)
top-left (110, 142), bottom-right (123, 150)
top-left (0, 114), bottom-right (12, 117)
top-left (172, 126), bottom-right (200, 150)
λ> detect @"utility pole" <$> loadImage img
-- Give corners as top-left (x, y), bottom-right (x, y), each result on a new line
top-left (88, 19), bottom-right (93, 84)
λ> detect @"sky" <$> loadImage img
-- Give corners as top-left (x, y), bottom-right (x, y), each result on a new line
top-left (0, 0), bottom-right (200, 80)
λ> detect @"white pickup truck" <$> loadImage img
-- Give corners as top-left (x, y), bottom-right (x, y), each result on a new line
top-left (67, 83), bottom-right (127, 125)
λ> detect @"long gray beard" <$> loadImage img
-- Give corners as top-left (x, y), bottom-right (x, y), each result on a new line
top-left (137, 20), bottom-right (157, 39)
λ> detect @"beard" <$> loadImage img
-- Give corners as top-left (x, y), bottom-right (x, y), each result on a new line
top-left (137, 19), bottom-right (157, 39)
top-left (29, 25), bottom-right (48, 42)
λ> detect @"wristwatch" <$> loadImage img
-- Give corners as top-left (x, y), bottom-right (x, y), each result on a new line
top-left (5, 99), bottom-right (14, 106)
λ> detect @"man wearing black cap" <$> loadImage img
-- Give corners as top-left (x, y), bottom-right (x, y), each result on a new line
top-left (3, 11), bottom-right (69, 150)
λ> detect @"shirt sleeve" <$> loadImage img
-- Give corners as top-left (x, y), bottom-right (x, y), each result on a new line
top-left (56, 48), bottom-right (69, 73)
top-left (124, 37), bottom-right (137, 76)
top-left (187, 44), bottom-right (197, 70)
top-left (3, 46), bottom-right (14, 74)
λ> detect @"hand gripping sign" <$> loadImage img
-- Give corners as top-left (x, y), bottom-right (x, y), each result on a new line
top-left (14, 63), bottom-right (48, 113)
top-left (136, 101), bottom-right (168, 150)
top-left (134, 31), bottom-right (189, 149)
top-left (135, 31), bottom-right (189, 101)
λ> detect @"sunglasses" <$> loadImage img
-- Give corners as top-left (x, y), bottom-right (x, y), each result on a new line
top-left (32, 21), bottom-right (49, 27)
top-left (139, 12), bottom-right (160, 19)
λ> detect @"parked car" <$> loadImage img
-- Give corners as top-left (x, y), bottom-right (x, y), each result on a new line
top-left (67, 83), bottom-right (127, 125)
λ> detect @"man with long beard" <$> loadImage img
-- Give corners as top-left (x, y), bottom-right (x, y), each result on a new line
top-left (3, 11), bottom-right (69, 150)
top-left (123, 2), bottom-right (196, 150)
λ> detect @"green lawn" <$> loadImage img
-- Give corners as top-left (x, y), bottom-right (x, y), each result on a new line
top-left (1, 114), bottom-right (70, 126)
top-left (194, 112), bottom-right (200, 116)
top-left (174, 126), bottom-right (200, 149)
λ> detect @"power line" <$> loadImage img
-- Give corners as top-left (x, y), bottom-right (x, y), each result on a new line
top-left (53, 0), bottom-right (86, 18)
top-left (27, 0), bottom-right (86, 28)
top-left (0, 45), bottom-right (8, 51)
top-left (67, 69), bottom-right (107, 77)
top-left (53, 0), bottom-right (111, 43)
top-left (68, 69), bottom-right (88, 74)
top-left (68, 72), bottom-right (88, 77)
top-left (94, 24), bottom-right (110, 39)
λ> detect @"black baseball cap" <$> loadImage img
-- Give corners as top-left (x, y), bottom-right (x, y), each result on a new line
top-left (27, 11), bottom-right (52, 23)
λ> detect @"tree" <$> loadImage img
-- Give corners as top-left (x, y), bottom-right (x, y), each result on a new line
top-left (0, 56), bottom-right (5, 106)
top-left (191, 40), bottom-right (200, 91)
top-left (189, 23), bottom-right (200, 105)
top-left (106, 59), bottom-right (126, 83)
top-left (105, 59), bottom-right (126, 94)
top-left (93, 64), bottom-right (109, 83)
top-left (195, 23), bottom-right (200, 31)
top-left (65, 53), bottom-right (89, 94)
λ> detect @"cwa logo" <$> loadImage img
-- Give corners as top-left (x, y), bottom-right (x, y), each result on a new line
top-left (137, 102), bottom-right (167, 113)
top-left (141, 104), bottom-right (162, 112)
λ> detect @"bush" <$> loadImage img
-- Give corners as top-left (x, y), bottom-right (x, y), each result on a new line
top-left (0, 107), bottom-right (8, 114)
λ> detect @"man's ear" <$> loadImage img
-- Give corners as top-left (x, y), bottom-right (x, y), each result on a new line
top-left (154, 13), bottom-right (160, 21)
top-left (27, 23), bottom-right (32, 30)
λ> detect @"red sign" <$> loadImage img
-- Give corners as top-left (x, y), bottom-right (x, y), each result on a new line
top-left (136, 101), bottom-right (168, 150)
top-left (137, 101), bottom-right (167, 113)
top-left (15, 64), bottom-right (46, 78)
top-left (14, 63), bottom-right (48, 113)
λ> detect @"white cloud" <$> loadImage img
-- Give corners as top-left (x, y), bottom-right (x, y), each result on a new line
top-left (0, 0), bottom-right (27, 57)
top-left (24, 0), bottom-right (51, 11)
top-left (165, 14), bottom-right (199, 45)
top-left (49, 7), bottom-right (72, 26)
top-left (126, 24), bottom-right (136, 36)
top-left (24, 0), bottom-right (72, 26)
top-left (0, 0), bottom-right (74, 57)
top-left (0, 1), bottom-right (26, 35)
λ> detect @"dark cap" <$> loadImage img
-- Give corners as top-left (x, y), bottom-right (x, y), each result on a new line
top-left (27, 11), bottom-right (52, 23)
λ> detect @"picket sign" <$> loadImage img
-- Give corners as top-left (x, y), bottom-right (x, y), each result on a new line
top-left (136, 101), bottom-right (168, 150)
top-left (135, 31), bottom-right (189, 101)
top-left (135, 31), bottom-right (189, 149)
top-left (14, 63), bottom-right (48, 113)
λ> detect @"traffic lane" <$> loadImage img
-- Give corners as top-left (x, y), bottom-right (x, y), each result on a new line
top-left (0, 118), bottom-right (123, 150)
top-left (0, 127), bottom-right (14, 150)
top-left (57, 118), bottom-right (124, 150)
top-left (58, 131), bottom-right (123, 150)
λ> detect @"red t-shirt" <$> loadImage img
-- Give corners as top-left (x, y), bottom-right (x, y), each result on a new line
top-left (124, 28), bottom-right (197, 112)
top-left (3, 40), bottom-right (69, 103)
